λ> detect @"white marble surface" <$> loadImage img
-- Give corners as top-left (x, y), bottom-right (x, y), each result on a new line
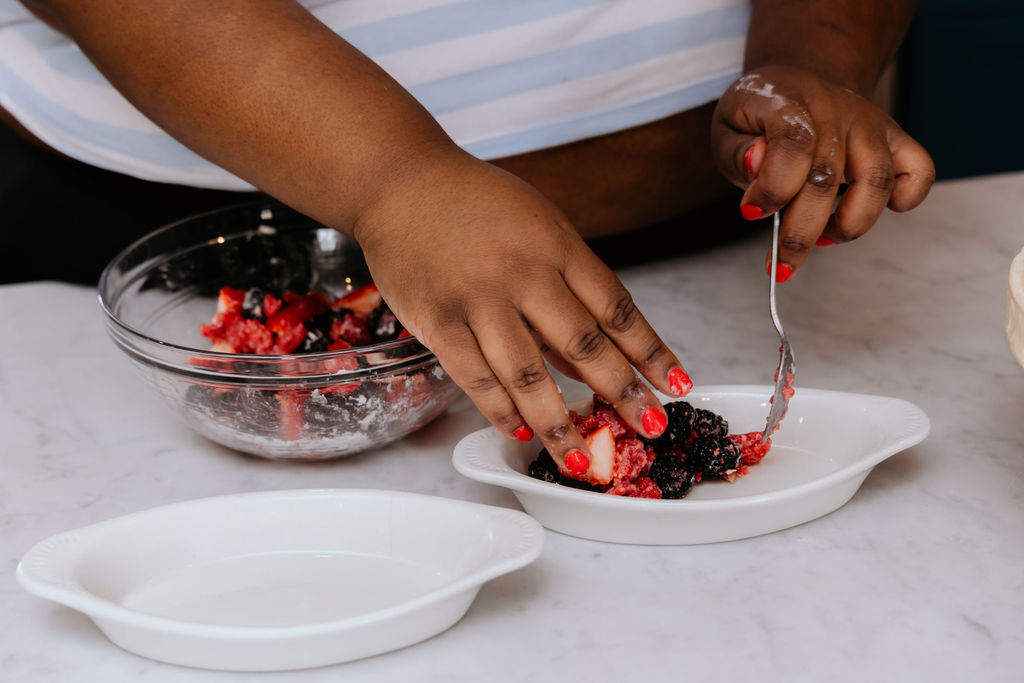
top-left (3, 172), bottom-right (1024, 682)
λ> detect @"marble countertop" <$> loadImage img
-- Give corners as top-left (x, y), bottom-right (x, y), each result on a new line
top-left (3, 172), bottom-right (1023, 682)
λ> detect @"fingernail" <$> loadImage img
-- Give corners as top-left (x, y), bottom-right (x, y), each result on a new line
top-left (565, 449), bottom-right (589, 475)
top-left (642, 407), bottom-right (667, 437)
top-left (668, 367), bottom-right (693, 396)
top-left (741, 204), bottom-right (764, 221)
top-left (775, 263), bottom-right (793, 283)
top-left (815, 236), bottom-right (835, 247)
top-left (743, 145), bottom-right (755, 179)
top-left (513, 425), bottom-right (534, 442)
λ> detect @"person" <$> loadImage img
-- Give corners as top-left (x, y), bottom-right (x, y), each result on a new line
top-left (1, 0), bottom-right (934, 477)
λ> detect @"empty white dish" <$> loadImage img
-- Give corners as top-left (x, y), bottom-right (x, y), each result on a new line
top-left (16, 489), bottom-right (544, 671)
top-left (1007, 246), bottom-right (1024, 368)
top-left (453, 386), bottom-right (929, 545)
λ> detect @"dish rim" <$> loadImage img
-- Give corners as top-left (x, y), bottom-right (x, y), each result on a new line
top-left (16, 488), bottom-right (545, 638)
top-left (453, 384), bottom-right (931, 510)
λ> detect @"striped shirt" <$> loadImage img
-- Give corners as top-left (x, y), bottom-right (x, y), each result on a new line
top-left (0, 0), bottom-right (749, 191)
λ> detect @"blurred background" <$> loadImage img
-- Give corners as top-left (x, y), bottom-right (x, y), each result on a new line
top-left (894, 0), bottom-right (1024, 179)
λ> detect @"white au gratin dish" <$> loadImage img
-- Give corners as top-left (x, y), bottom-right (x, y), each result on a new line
top-left (16, 489), bottom-right (544, 671)
top-left (453, 386), bottom-right (930, 545)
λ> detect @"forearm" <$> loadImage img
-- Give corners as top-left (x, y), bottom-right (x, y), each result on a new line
top-left (21, 0), bottom-right (459, 234)
top-left (745, 0), bottom-right (918, 95)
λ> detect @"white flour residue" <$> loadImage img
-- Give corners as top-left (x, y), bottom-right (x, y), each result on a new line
top-left (733, 74), bottom-right (815, 139)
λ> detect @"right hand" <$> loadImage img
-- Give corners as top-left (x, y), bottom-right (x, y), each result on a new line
top-left (353, 150), bottom-right (692, 475)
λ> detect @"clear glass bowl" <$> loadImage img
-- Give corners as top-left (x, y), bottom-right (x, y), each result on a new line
top-left (98, 200), bottom-right (462, 460)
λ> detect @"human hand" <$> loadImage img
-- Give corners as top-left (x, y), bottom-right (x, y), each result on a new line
top-left (352, 151), bottom-right (693, 478)
top-left (711, 65), bottom-right (935, 279)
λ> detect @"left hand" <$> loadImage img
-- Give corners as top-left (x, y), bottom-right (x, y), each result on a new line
top-left (711, 65), bottom-right (935, 278)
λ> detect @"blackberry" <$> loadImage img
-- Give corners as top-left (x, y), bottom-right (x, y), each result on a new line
top-left (299, 326), bottom-right (329, 353)
top-left (689, 435), bottom-right (742, 476)
top-left (527, 450), bottom-right (602, 492)
top-left (691, 408), bottom-right (728, 438)
top-left (241, 288), bottom-right (267, 321)
top-left (367, 305), bottom-right (402, 342)
top-left (642, 400), bottom-right (694, 449)
top-left (527, 449), bottom-right (561, 483)
top-left (647, 453), bottom-right (697, 499)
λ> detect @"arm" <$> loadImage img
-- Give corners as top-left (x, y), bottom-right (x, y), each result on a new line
top-left (23, 0), bottom-right (690, 474)
top-left (711, 0), bottom-right (935, 278)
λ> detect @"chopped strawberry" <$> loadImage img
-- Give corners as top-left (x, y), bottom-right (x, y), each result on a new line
top-left (579, 425), bottom-right (617, 485)
top-left (728, 431), bottom-right (773, 466)
top-left (333, 283), bottom-right (382, 317)
top-left (270, 322), bottom-right (307, 354)
top-left (225, 318), bottom-right (275, 354)
top-left (266, 293), bottom-right (329, 335)
top-left (606, 476), bottom-right (661, 499)
top-left (275, 390), bottom-right (307, 440)
top-left (329, 312), bottom-right (372, 346)
top-left (572, 395), bottom-right (633, 439)
top-left (262, 293), bottom-right (282, 319)
top-left (216, 287), bottom-right (246, 315)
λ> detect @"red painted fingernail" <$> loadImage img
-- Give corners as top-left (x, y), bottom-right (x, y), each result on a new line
top-left (743, 145), bottom-right (755, 178)
top-left (565, 449), bottom-right (589, 475)
top-left (815, 236), bottom-right (835, 247)
top-left (775, 263), bottom-right (793, 283)
top-left (513, 425), bottom-right (534, 442)
top-left (642, 407), bottom-right (667, 437)
top-left (741, 204), bottom-right (764, 221)
top-left (668, 367), bottom-right (693, 396)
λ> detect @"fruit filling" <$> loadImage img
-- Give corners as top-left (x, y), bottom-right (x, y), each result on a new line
top-left (200, 283), bottom-right (404, 354)
top-left (188, 283), bottom-right (451, 449)
top-left (527, 395), bottom-right (772, 499)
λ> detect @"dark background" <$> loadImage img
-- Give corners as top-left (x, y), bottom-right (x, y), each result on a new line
top-left (895, 0), bottom-right (1024, 179)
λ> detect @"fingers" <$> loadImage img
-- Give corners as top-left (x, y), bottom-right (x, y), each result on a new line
top-left (887, 126), bottom-right (936, 212)
top-left (831, 125), bottom-right (894, 243)
top-left (713, 68), bottom-right (935, 282)
top-left (563, 250), bottom-right (693, 401)
top-left (522, 274), bottom-right (670, 443)
top-left (434, 314), bottom-right (587, 471)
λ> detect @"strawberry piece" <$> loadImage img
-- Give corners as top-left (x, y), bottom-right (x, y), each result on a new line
top-left (270, 322), bottom-right (307, 355)
top-left (225, 317), bottom-right (275, 354)
top-left (572, 394), bottom-right (633, 439)
top-left (330, 312), bottom-right (372, 346)
top-left (266, 293), bottom-right (329, 335)
top-left (580, 425), bottom-right (616, 485)
top-left (275, 390), bottom-right (307, 440)
top-left (606, 476), bottom-right (661, 498)
top-left (727, 431), bottom-right (773, 466)
top-left (333, 283), bottom-right (382, 317)
top-left (216, 287), bottom-right (246, 315)
top-left (612, 437), bottom-right (654, 482)
top-left (397, 328), bottom-right (413, 339)
top-left (200, 310), bottom-right (240, 343)
top-left (262, 293), bottom-right (282, 319)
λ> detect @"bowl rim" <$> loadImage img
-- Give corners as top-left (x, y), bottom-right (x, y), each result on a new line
top-left (97, 198), bottom-right (431, 363)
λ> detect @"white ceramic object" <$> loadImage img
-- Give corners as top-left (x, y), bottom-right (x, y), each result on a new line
top-left (453, 386), bottom-right (929, 545)
top-left (16, 489), bottom-right (544, 671)
top-left (1007, 246), bottom-right (1024, 368)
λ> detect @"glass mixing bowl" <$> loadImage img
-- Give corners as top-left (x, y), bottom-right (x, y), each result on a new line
top-left (98, 200), bottom-right (462, 460)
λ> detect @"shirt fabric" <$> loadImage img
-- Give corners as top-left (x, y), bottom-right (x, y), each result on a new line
top-left (0, 0), bottom-right (750, 191)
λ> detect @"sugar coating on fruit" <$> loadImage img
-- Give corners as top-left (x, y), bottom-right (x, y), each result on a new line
top-left (528, 394), bottom-right (774, 499)
top-left (187, 284), bottom-right (457, 456)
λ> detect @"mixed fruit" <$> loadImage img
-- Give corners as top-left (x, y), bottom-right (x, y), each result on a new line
top-left (186, 283), bottom-right (450, 449)
top-left (200, 283), bottom-right (408, 355)
top-left (528, 395), bottom-right (772, 499)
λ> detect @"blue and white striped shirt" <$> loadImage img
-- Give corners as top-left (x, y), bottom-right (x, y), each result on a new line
top-left (0, 0), bottom-right (749, 190)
